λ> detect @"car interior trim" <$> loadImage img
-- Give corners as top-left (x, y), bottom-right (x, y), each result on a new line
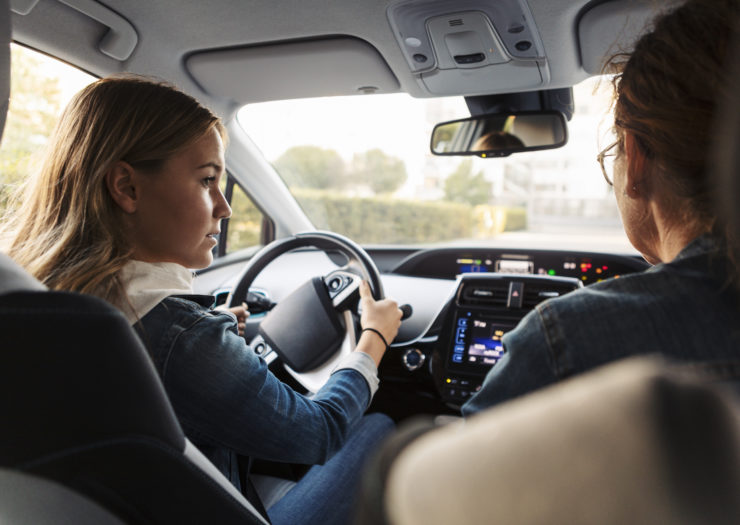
top-left (187, 36), bottom-right (401, 104)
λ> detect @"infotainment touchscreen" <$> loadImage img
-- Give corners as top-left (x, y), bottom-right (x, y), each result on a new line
top-left (449, 313), bottom-right (514, 370)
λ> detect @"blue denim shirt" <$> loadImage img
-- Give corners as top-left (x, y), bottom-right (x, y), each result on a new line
top-left (134, 294), bottom-right (373, 491)
top-left (463, 235), bottom-right (740, 416)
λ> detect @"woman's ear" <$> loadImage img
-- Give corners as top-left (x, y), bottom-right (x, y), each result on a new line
top-left (624, 132), bottom-right (649, 198)
top-left (105, 161), bottom-right (138, 214)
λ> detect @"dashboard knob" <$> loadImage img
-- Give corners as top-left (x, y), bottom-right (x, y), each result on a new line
top-left (399, 304), bottom-right (413, 320)
top-left (402, 348), bottom-right (426, 371)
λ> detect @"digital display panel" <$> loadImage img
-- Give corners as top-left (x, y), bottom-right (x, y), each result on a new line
top-left (456, 257), bottom-right (491, 274)
top-left (457, 257), bottom-right (535, 275)
top-left (495, 259), bottom-right (534, 274)
top-left (450, 314), bottom-right (513, 369)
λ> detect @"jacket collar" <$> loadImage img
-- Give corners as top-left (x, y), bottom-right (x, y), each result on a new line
top-left (118, 260), bottom-right (195, 324)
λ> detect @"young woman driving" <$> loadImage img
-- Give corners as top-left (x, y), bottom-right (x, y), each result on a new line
top-left (0, 76), bottom-right (402, 525)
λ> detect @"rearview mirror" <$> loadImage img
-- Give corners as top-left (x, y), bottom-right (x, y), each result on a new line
top-left (430, 111), bottom-right (568, 157)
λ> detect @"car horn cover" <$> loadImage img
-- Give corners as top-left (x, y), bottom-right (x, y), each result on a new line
top-left (258, 276), bottom-right (345, 372)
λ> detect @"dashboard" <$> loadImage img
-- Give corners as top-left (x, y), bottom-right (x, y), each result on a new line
top-left (196, 245), bottom-right (649, 416)
top-left (392, 247), bottom-right (645, 285)
top-left (377, 247), bottom-right (648, 411)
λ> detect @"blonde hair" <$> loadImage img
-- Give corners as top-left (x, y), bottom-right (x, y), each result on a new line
top-left (0, 75), bottom-right (225, 303)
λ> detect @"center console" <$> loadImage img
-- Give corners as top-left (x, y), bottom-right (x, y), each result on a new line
top-left (433, 273), bottom-right (581, 405)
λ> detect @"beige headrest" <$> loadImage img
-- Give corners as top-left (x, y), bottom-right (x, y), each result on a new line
top-left (386, 356), bottom-right (740, 525)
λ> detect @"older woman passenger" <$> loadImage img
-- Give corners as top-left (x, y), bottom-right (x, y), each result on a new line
top-left (464, 0), bottom-right (740, 415)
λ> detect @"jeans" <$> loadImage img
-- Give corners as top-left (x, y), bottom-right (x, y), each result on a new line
top-left (268, 413), bottom-right (395, 525)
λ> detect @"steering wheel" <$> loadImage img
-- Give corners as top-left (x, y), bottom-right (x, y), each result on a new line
top-left (227, 231), bottom-right (384, 393)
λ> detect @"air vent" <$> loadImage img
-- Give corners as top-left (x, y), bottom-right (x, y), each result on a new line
top-left (459, 282), bottom-right (508, 307)
top-left (522, 282), bottom-right (579, 309)
top-left (448, 18), bottom-right (464, 27)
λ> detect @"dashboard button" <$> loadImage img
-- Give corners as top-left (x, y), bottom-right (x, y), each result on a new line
top-left (402, 348), bottom-right (426, 371)
top-left (507, 281), bottom-right (524, 308)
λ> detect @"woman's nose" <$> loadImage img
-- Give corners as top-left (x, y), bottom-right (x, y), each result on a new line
top-left (214, 188), bottom-right (232, 219)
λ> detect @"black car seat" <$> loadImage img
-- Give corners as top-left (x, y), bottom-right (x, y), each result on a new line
top-left (0, 282), bottom-right (268, 524)
top-left (0, 1), bottom-right (266, 522)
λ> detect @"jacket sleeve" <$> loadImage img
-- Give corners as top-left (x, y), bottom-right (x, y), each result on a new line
top-left (461, 305), bottom-right (560, 417)
top-left (158, 309), bottom-right (372, 464)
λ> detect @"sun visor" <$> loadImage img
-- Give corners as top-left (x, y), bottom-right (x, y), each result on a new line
top-left (186, 37), bottom-right (400, 104)
top-left (577, 0), bottom-right (678, 75)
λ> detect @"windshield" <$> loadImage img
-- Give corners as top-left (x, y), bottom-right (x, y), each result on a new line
top-left (238, 77), bottom-right (634, 253)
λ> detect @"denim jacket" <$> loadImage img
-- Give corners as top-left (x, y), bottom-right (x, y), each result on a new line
top-left (119, 261), bottom-right (378, 492)
top-left (463, 234), bottom-right (740, 416)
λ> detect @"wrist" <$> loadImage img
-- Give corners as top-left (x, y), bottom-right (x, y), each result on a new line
top-left (357, 329), bottom-right (388, 366)
top-left (362, 327), bottom-right (389, 349)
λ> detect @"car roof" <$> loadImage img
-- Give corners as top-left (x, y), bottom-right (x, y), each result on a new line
top-left (9, 0), bottom-right (664, 119)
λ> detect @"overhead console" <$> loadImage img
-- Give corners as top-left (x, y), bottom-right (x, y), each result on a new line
top-left (386, 0), bottom-right (548, 95)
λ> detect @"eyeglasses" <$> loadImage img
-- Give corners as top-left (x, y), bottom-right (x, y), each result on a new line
top-left (596, 140), bottom-right (619, 186)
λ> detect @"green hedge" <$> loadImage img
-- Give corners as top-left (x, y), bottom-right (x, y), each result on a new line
top-left (225, 185), bottom-right (263, 251)
top-left (293, 189), bottom-right (471, 244)
top-left (224, 187), bottom-right (527, 251)
top-left (291, 189), bottom-right (526, 245)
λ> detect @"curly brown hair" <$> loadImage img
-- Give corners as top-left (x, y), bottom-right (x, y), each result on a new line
top-left (607, 0), bottom-right (739, 280)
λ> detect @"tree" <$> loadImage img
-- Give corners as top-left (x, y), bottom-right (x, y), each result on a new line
top-left (444, 159), bottom-right (490, 206)
top-left (273, 145), bottom-right (346, 190)
top-left (0, 46), bottom-right (66, 212)
top-left (349, 148), bottom-right (407, 194)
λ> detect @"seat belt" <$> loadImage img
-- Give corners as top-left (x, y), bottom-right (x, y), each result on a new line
top-left (238, 455), bottom-right (271, 523)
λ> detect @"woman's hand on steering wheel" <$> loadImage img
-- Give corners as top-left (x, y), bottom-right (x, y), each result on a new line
top-left (356, 280), bottom-right (403, 366)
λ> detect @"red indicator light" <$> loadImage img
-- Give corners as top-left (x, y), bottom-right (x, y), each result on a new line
top-left (603, 266), bottom-right (608, 270)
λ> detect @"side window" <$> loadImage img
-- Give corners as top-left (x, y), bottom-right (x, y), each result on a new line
top-left (218, 174), bottom-right (267, 255)
top-left (0, 45), bottom-right (95, 214)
